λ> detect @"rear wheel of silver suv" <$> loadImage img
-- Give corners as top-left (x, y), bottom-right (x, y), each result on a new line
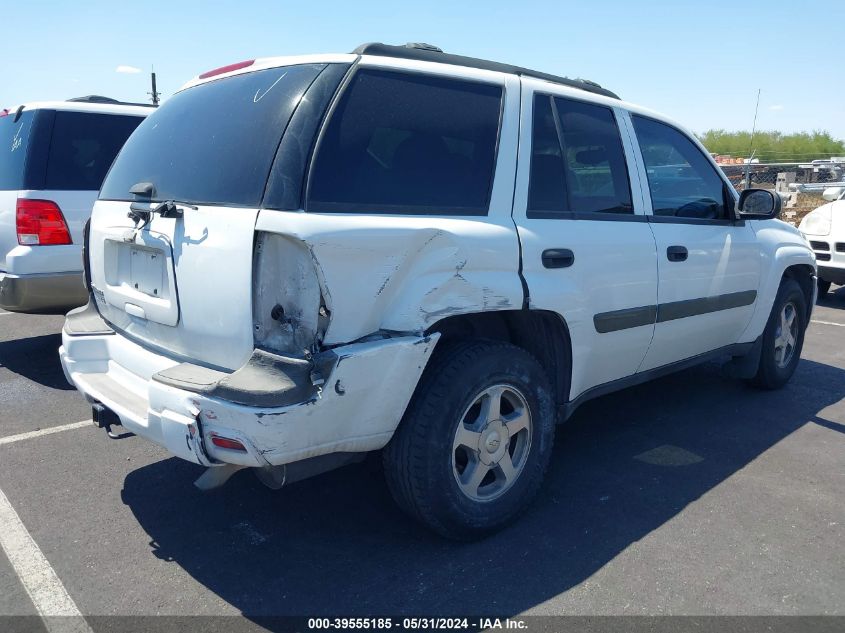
top-left (383, 340), bottom-right (556, 540)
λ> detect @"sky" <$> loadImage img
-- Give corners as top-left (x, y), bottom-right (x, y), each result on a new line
top-left (2, 0), bottom-right (843, 139)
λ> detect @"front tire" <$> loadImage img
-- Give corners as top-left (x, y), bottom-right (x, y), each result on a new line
top-left (383, 340), bottom-right (556, 540)
top-left (749, 278), bottom-right (807, 389)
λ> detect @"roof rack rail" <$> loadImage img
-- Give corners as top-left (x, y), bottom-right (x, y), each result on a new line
top-left (67, 95), bottom-right (156, 107)
top-left (352, 42), bottom-right (619, 100)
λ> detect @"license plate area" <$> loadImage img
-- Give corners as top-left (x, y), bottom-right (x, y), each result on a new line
top-left (129, 245), bottom-right (165, 298)
top-left (101, 230), bottom-right (179, 326)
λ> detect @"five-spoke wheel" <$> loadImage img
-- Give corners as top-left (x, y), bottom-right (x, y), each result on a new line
top-left (384, 340), bottom-right (556, 540)
top-left (452, 385), bottom-right (532, 502)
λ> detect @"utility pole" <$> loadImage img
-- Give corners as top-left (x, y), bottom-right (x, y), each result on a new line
top-left (148, 68), bottom-right (160, 106)
top-left (745, 88), bottom-right (761, 189)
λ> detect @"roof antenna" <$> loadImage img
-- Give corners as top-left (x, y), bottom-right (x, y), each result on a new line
top-left (148, 66), bottom-right (160, 106)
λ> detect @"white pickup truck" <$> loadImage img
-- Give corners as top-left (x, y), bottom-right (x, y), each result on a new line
top-left (60, 43), bottom-right (816, 539)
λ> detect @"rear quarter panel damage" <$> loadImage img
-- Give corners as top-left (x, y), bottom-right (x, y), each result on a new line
top-left (254, 211), bottom-right (525, 345)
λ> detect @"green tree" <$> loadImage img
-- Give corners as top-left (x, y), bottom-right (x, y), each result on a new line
top-left (697, 130), bottom-right (845, 162)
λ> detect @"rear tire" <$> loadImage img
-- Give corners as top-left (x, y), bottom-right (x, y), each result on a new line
top-left (383, 340), bottom-right (556, 540)
top-left (817, 278), bottom-right (831, 296)
top-left (749, 279), bottom-right (807, 389)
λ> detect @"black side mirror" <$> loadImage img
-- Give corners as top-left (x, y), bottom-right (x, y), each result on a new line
top-left (737, 188), bottom-right (781, 220)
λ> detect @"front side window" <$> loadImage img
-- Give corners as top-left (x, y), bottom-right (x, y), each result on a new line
top-left (46, 112), bottom-right (143, 191)
top-left (528, 94), bottom-right (632, 217)
top-left (307, 69), bottom-right (503, 215)
top-left (632, 115), bottom-right (729, 220)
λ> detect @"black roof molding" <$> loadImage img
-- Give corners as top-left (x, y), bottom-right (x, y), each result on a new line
top-left (67, 95), bottom-right (155, 108)
top-left (352, 42), bottom-right (619, 100)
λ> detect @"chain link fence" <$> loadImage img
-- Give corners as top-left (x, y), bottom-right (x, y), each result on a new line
top-left (718, 159), bottom-right (845, 225)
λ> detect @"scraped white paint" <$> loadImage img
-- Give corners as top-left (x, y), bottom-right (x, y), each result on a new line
top-left (0, 487), bottom-right (92, 632)
top-left (0, 421), bottom-right (91, 446)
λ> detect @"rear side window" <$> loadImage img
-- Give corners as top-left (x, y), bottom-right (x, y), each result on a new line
top-left (46, 112), bottom-right (143, 191)
top-left (632, 115), bottom-right (728, 220)
top-left (100, 64), bottom-right (327, 206)
top-left (0, 111), bottom-right (36, 190)
top-left (307, 69), bottom-right (502, 215)
top-left (528, 94), bottom-right (632, 217)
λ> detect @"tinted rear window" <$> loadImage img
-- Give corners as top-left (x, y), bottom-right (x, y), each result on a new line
top-left (46, 112), bottom-right (143, 191)
top-left (527, 94), bottom-right (632, 217)
top-left (0, 111), bottom-right (36, 190)
top-left (307, 69), bottom-right (502, 215)
top-left (100, 64), bottom-right (327, 207)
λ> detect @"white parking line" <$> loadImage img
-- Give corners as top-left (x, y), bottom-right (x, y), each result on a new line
top-left (0, 421), bottom-right (91, 447)
top-left (0, 486), bottom-right (93, 632)
top-left (811, 319), bottom-right (845, 327)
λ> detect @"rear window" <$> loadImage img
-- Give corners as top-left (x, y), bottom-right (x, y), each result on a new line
top-left (307, 69), bottom-right (502, 215)
top-left (527, 94), bottom-right (632, 217)
top-left (100, 64), bottom-right (327, 207)
top-left (0, 111), bottom-right (36, 190)
top-left (46, 112), bottom-right (143, 191)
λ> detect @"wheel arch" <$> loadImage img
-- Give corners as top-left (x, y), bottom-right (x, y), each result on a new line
top-left (782, 263), bottom-right (815, 322)
top-left (425, 309), bottom-right (572, 408)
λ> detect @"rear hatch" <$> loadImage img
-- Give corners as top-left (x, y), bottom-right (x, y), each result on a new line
top-left (90, 62), bottom-right (337, 370)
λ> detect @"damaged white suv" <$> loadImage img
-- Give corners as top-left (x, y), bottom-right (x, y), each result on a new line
top-left (61, 43), bottom-right (816, 539)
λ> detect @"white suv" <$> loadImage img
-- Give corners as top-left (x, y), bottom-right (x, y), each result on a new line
top-left (60, 44), bottom-right (816, 539)
top-left (0, 97), bottom-right (149, 312)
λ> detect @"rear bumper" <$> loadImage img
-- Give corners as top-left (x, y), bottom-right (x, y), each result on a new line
top-left (0, 270), bottom-right (87, 313)
top-left (59, 319), bottom-right (438, 469)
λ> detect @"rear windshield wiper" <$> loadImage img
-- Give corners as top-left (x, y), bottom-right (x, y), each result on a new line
top-left (128, 182), bottom-right (197, 224)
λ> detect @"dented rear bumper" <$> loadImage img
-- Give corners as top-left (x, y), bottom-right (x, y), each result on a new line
top-left (59, 312), bottom-right (438, 469)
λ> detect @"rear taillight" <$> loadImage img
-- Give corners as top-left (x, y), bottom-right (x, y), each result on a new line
top-left (199, 59), bottom-right (255, 79)
top-left (16, 199), bottom-right (72, 246)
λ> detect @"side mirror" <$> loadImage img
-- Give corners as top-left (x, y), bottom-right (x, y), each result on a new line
top-left (737, 188), bottom-right (781, 220)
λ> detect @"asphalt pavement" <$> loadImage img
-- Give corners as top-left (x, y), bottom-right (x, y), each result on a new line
top-left (0, 292), bottom-right (843, 623)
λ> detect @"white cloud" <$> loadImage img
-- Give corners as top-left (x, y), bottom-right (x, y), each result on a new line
top-left (115, 65), bottom-right (141, 74)
top-left (768, 104), bottom-right (784, 111)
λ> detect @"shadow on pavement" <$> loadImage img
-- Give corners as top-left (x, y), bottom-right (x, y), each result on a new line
top-left (0, 333), bottom-right (73, 390)
top-left (817, 284), bottom-right (845, 308)
top-left (121, 357), bottom-right (845, 617)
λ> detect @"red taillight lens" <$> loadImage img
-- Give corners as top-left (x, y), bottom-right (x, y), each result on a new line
top-left (16, 199), bottom-right (72, 246)
top-left (210, 434), bottom-right (247, 452)
top-left (199, 59), bottom-right (255, 79)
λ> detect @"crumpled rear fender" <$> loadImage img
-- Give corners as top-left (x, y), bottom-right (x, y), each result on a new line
top-left (254, 212), bottom-right (525, 345)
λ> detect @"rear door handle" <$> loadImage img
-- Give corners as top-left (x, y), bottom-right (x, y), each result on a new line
top-left (667, 245), bottom-right (688, 262)
top-left (542, 248), bottom-right (575, 269)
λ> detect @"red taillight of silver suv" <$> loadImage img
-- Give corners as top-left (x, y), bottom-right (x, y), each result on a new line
top-left (16, 199), bottom-right (72, 246)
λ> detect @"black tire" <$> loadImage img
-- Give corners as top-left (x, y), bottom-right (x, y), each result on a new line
top-left (383, 340), bottom-right (556, 540)
top-left (817, 278), bottom-right (832, 296)
top-left (749, 279), bottom-right (807, 389)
